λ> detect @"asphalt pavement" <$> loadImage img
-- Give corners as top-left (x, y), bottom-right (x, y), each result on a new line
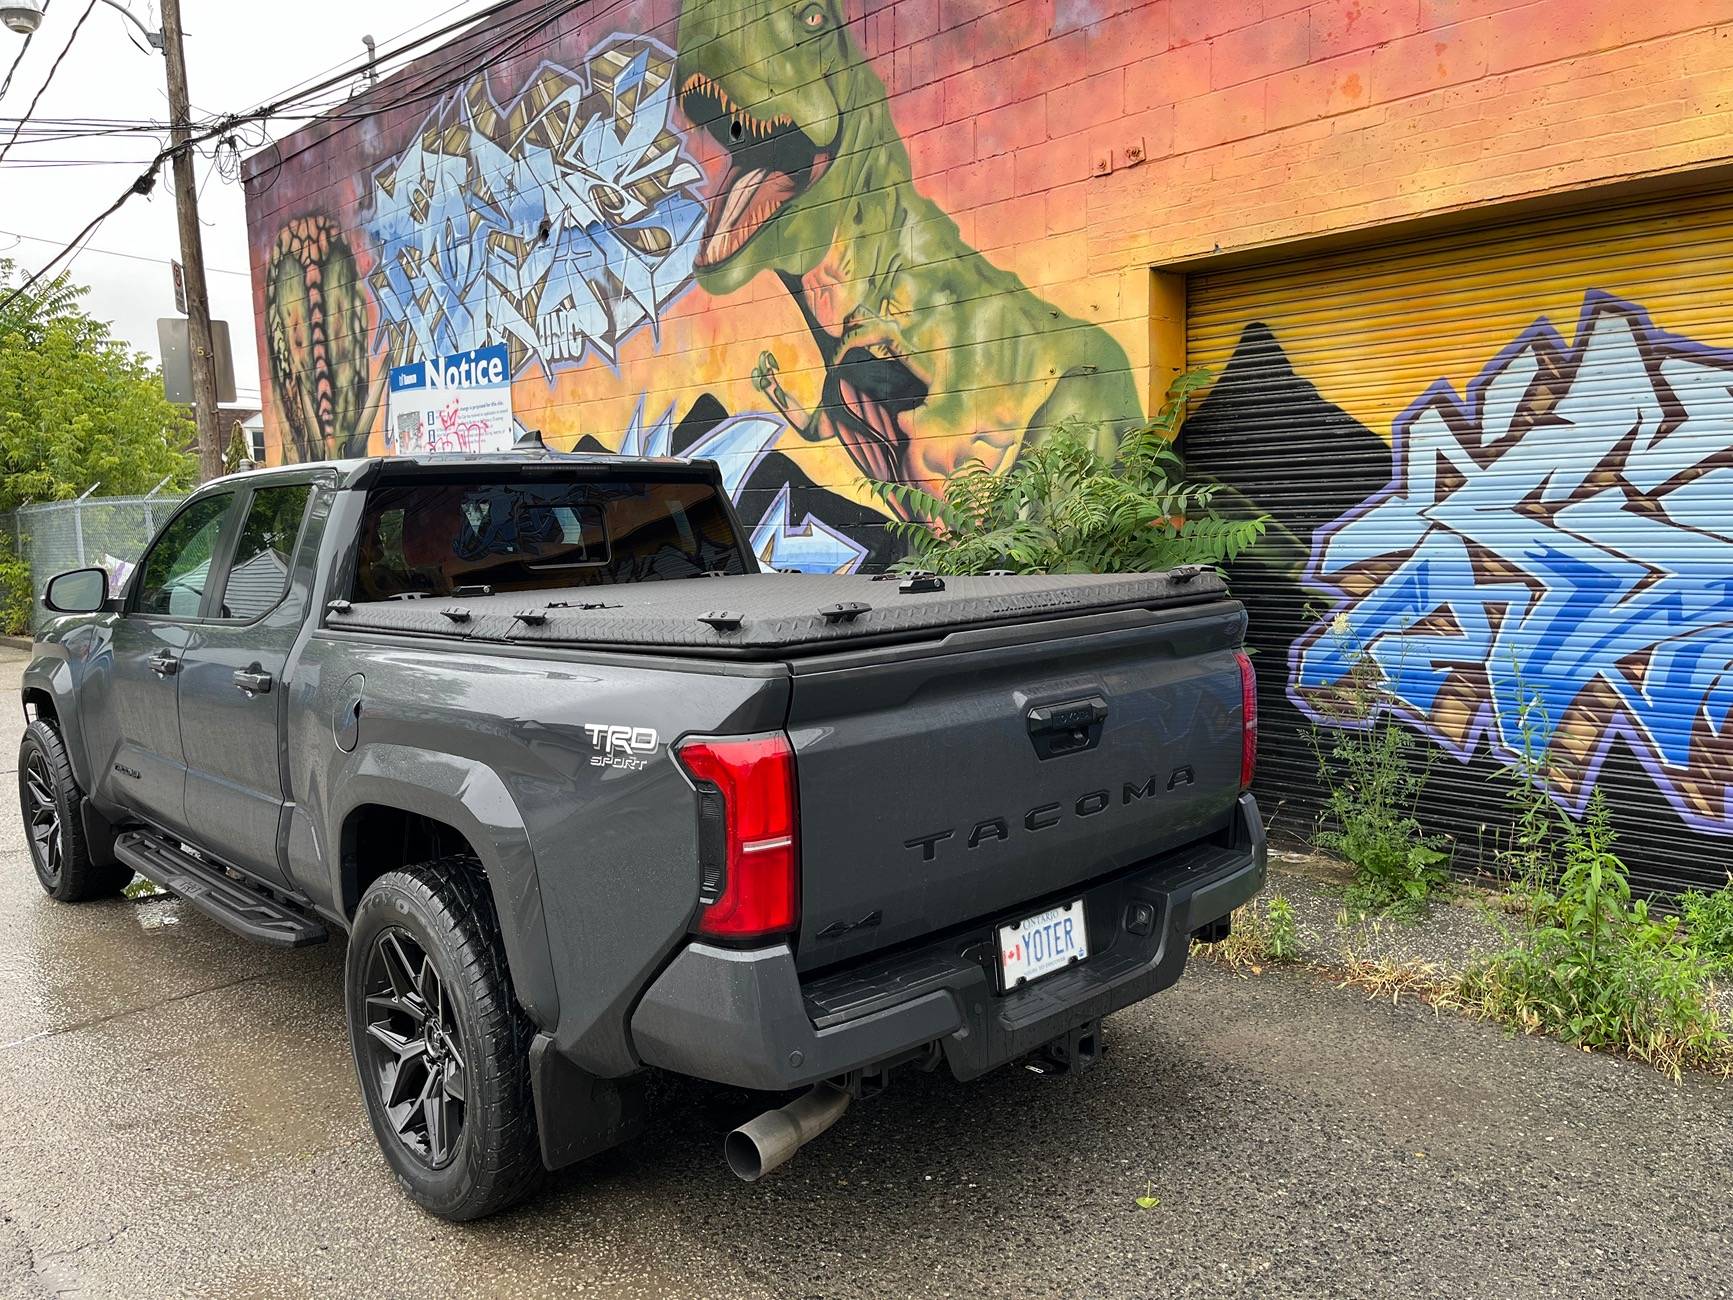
top-left (1, 644), bottom-right (1729, 1299)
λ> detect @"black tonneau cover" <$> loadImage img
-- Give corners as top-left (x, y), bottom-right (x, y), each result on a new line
top-left (325, 570), bottom-right (1230, 660)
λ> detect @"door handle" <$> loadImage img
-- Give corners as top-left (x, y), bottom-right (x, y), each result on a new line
top-left (1026, 695), bottom-right (1108, 759)
top-left (148, 650), bottom-right (178, 677)
top-left (233, 666), bottom-right (274, 696)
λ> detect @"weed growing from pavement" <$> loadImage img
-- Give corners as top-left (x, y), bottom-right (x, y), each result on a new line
top-left (1679, 877), bottom-right (1733, 973)
top-left (1191, 894), bottom-right (1301, 973)
top-left (1265, 895), bottom-right (1299, 962)
top-left (1458, 791), bottom-right (1729, 1079)
top-left (1492, 675), bottom-right (1562, 905)
top-left (1305, 637), bottom-right (1450, 922)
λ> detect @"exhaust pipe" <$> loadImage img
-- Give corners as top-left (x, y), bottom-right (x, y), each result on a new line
top-left (724, 1083), bottom-right (851, 1182)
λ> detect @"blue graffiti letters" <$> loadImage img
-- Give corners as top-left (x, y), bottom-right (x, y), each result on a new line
top-left (1294, 293), bottom-right (1733, 832)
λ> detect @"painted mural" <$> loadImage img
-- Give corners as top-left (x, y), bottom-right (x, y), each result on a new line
top-left (264, 216), bottom-right (378, 462)
top-left (250, 0), bottom-right (1143, 568)
top-left (673, 0), bottom-right (1140, 509)
top-left (364, 38), bottom-right (705, 381)
top-left (1291, 292), bottom-right (1733, 835)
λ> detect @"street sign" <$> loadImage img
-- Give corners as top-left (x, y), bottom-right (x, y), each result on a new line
top-left (157, 317), bottom-right (238, 404)
top-left (171, 260), bottom-right (186, 315)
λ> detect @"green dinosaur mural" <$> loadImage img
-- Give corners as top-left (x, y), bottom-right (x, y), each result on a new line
top-left (674, 0), bottom-right (1143, 513)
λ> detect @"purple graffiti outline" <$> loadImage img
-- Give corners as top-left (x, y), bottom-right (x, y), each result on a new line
top-left (1290, 289), bottom-right (1733, 833)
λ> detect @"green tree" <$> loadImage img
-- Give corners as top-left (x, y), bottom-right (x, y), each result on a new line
top-left (0, 259), bottom-right (195, 514)
top-left (0, 260), bottom-right (197, 632)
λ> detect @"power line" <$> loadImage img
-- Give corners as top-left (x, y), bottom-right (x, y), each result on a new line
top-left (246, 0), bottom-right (585, 182)
top-left (0, 162), bottom-right (162, 312)
top-left (0, 227), bottom-right (250, 276)
top-left (0, 0), bottom-right (99, 166)
top-left (246, 0), bottom-right (481, 114)
top-left (0, 0), bottom-right (585, 312)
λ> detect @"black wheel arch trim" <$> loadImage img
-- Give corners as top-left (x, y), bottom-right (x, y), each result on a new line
top-left (331, 747), bottom-right (560, 1033)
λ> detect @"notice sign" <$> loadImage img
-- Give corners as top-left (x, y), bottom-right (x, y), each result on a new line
top-left (386, 344), bottom-right (514, 455)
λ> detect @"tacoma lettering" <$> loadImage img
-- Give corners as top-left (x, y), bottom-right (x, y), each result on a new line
top-left (902, 772), bottom-right (1188, 861)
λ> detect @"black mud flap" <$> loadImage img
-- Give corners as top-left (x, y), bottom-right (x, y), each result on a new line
top-left (529, 1035), bottom-right (649, 1171)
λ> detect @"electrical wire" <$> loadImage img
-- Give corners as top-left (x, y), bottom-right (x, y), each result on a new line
top-left (0, 161), bottom-right (161, 312)
top-left (1, 0), bottom-right (588, 311)
top-left (249, 0), bottom-right (482, 114)
top-left (244, 0), bottom-right (587, 185)
top-left (0, 0), bottom-right (99, 166)
top-left (0, 227), bottom-right (250, 275)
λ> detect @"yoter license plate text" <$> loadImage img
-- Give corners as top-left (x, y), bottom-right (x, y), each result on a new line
top-left (998, 899), bottom-right (1088, 988)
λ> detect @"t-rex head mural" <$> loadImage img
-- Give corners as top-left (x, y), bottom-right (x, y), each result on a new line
top-left (675, 0), bottom-right (852, 293)
top-left (674, 0), bottom-right (1144, 509)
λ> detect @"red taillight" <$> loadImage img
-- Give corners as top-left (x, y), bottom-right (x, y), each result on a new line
top-left (1236, 649), bottom-right (1257, 791)
top-left (675, 734), bottom-right (799, 940)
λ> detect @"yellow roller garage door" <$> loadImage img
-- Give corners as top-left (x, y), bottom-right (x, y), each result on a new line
top-left (1180, 188), bottom-right (1733, 895)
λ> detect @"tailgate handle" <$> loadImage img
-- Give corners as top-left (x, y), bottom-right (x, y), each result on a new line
top-left (1027, 696), bottom-right (1108, 759)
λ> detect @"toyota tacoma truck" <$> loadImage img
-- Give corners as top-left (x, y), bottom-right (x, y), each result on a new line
top-left (17, 447), bottom-right (1265, 1220)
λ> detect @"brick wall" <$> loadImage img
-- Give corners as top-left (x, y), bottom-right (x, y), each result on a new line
top-left (243, 0), bottom-right (1733, 556)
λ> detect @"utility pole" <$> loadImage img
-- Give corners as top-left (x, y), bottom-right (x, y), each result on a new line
top-left (159, 0), bottom-right (221, 482)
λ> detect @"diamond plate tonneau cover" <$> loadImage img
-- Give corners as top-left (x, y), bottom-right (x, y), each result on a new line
top-left (326, 570), bottom-right (1230, 658)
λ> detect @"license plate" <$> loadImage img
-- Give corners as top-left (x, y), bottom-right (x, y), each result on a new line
top-left (998, 899), bottom-right (1088, 989)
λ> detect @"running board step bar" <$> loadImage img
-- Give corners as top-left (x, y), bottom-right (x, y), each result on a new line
top-left (113, 831), bottom-right (328, 948)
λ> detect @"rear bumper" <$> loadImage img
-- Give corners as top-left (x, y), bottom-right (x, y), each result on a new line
top-left (629, 793), bottom-right (1266, 1092)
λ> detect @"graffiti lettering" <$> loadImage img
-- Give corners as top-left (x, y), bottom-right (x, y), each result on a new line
top-left (1294, 292), bottom-right (1733, 832)
top-left (365, 37), bottom-right (704, 378)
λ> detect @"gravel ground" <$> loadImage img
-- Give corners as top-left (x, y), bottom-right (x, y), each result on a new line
top-left (3, 644), bottom-right (1730, 1299)
top-left (1259, 847), bottom-right (1513, 973)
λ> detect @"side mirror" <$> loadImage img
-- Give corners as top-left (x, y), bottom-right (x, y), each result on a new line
top-left (43, 566), bottom-right (109, 615)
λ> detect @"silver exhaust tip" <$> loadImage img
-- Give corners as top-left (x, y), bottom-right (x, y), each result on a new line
top-left (724, 1083), bottom-right (852, 1181)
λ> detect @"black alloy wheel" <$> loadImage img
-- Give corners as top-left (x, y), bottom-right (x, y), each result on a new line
top-left (17, 718), bottom-right (130, 903)
top-left (361, 927), bottom-right (468, 1168)
top-left (23, 748), bottom-right (63, 887)
top-left (345, 859), bottom-right (542, 1219)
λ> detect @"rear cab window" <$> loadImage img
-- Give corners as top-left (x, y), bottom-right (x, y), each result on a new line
top-left (351, 471), bottom-right (751, 601)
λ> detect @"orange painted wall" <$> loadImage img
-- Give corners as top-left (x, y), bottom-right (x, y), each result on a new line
top-left (243, 0), bottom-right (1733, 569)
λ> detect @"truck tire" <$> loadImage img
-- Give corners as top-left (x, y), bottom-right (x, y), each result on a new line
top-left (345, 857), bottom-right (544, 1221)
top-left (18, 719), bottom-right (131, 903)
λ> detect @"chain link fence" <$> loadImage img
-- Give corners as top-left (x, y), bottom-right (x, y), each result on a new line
top-left (12, 492), bottom-right (186, 632)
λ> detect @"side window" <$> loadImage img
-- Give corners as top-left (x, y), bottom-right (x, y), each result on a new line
top-left (133, 494), bottom-right (233, 618)
top-left (217, 484), bottom-right (311, 620)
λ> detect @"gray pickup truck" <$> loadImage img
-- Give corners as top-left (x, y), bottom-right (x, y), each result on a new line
top-left (17, 449), bottom-right (1265, 1220)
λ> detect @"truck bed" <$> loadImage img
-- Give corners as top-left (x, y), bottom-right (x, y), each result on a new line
top-left (326, 570), bottom-right (1229, 659)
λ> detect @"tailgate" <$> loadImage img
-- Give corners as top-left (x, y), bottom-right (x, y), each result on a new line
top-left (787, 601), bottom-right (1248, 971)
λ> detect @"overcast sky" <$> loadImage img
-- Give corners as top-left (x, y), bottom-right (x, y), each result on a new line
top-left (0, 0), bottom-right (499, 408)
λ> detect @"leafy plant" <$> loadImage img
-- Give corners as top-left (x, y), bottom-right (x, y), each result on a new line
top-left (1679, 876), bottom-right (1733, 973)
top-left (0, 535), bottom-right (29, 636)
top-left (1192, 894), bottom-right (1302, 972)
top-left (1459, 792), bottom-right (1728, 1078)
top-left (868, 371), bottom-right (1267, 575)
top-left (1265, 894), bottom-right (1299, 963)
top-left (1309, 646), bottom-right (1450, 921)
top-left (1493, 680), bottom-right (1561, 902)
